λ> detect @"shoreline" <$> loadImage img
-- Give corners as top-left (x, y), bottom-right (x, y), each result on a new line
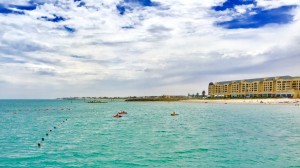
top-left (181, 98), bottom-right (300, 106)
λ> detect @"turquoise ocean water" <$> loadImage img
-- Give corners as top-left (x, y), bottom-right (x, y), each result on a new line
top-left (0, 99), bottom-right (300, 167)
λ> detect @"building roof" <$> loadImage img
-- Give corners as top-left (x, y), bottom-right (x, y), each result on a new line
top-left (214, 76), bottom-right (296, 85)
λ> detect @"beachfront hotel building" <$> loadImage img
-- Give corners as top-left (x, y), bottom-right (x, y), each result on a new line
top-left (208, 76), bottom-right (300, 98)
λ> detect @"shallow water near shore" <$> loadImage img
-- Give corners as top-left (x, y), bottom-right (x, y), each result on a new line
top-left (0, 99), bottom-right (300, 167)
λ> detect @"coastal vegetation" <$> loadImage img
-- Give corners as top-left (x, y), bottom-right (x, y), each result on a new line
top-left (125, 95), bottom-right (188, 101)
top-left (87, 100), bottom-right (108, 103)
top-left (58, 95), bottom-right (189, 102)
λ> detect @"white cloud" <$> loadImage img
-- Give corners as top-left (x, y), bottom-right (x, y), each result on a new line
top-left (256, 0), bottom-right (300, 10)
top-left (234, 4), bottom-right (255, 14)
top-left (0, 0), bottom-right (29, 6)
top-left (0, 0), bottom-right (299, 98)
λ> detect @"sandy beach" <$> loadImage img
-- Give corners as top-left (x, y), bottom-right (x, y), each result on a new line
top-left (181, 98), bottom-right (300, 105)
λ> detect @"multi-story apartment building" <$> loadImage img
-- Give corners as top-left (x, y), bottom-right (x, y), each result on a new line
top-left (208, 76), bottom-right (300, 98)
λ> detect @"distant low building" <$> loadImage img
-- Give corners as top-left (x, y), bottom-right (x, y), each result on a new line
top-left (208, 76), bottom-right (300, 98)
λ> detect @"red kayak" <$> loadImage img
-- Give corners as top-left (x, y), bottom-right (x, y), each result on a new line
top-left (114, 114), bottom-right (122, 118)
top-left (118, 111), bottom-right (127, 114)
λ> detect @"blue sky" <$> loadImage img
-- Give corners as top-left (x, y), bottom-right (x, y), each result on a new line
top-left (0, 0), bottom-right (299, 98)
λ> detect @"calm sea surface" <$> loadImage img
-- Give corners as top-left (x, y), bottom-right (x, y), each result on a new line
top-left (0, 99), bottom-right (300, 167)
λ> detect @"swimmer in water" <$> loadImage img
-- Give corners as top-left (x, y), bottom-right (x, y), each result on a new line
top-left (42, 138), bottom-right (44, 141)
top-left (171, 112), bottom-right (178, 116)
top-left (38, 143), bottom-right (41, 147)
top-left (114, 114), bottom-right (122, 118)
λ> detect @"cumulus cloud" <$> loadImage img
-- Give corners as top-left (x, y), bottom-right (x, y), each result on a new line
top-left (256, 0), bottom-right (300, 9)
top-left (0, 0), bottom-right (299, 98)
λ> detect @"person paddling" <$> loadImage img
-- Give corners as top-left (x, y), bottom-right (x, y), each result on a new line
top-left (114, 113), bottom-right (122, 118)
top-left (171, 112), bottom-right (178, 116)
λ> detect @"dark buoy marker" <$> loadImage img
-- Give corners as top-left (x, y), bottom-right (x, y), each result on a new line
top-left (42, 138), bottom-right (44, 141)
top-left (38, 142), bottom-right (41, 147)
top-left (46, 133), bottom-right (49, 136)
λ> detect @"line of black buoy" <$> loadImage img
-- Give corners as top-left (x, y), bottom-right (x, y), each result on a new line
top-left (5, 107), bottom-right (72, 112)
top-left (38, 118), bottom-right (68, 148)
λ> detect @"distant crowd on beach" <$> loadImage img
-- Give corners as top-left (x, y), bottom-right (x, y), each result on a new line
top-left (181, 98), bottom-right (300, 105)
